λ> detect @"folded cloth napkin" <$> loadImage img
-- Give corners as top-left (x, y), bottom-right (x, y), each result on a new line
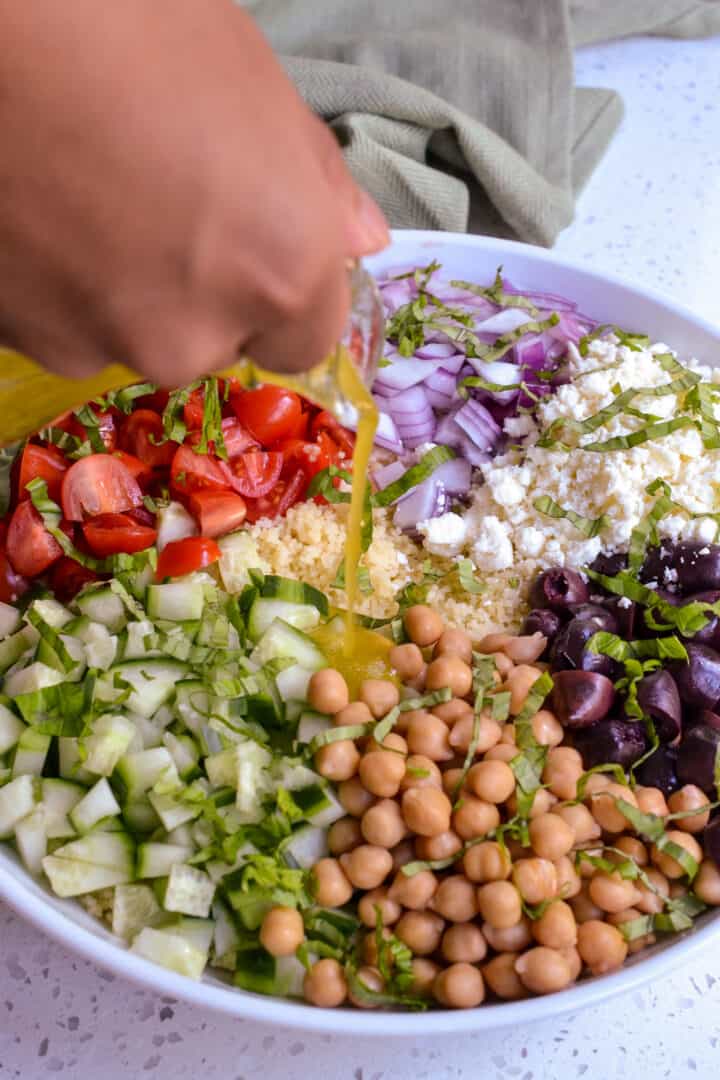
top-left (247, 0), bottom-right (720, 244)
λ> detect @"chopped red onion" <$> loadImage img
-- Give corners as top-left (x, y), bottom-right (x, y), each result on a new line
top-left (474, 309), bottom-right (534, 335)
top-left (372, 460), bottom-right (406, 491)
top-left (393, 478), bottom-right (449, 530)
top-left (375, 356), bottom-right (450, 393)
top-left (453, 398), bottom-right (502, 452)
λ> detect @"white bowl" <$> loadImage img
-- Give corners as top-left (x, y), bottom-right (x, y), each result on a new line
top-left (3, 230), bottom-right (720, 1035)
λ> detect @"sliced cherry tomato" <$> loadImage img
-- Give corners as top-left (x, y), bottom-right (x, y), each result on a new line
top-left (119, 409), bottom-right (176, 468)
top-left (187, 417), bottom-right (259, 460)
top-left (0, 547), bottom-right (29, 604)
top-left (310, 410), bottom-right (356, 458)
top-left (231, 385), bottom-right (304, 445)
top-left (182, 380), bottom-right (232, 431)
top-left (243, 467), bottom-right (307, 523)
top-left (126, 505), bottom-right (156, 528)
top-left (82, 513), bottom-right (157, 557)
top-left (230, 451), bottom-right (283, 498)
top-left (111, 450), bottom-right (154, 486)
top-left (170, 445), bottom-right (233, 495)
top-left (156, 536), bottom-right (221, 580)
top-left (188, 490), bottom-right (247, 539)
top-left (48, 557), bottom-right (99, 602)
top-left (17, 443), bottom-right (68, 503)
top-left (6, 500), bottom-right (62, 576)
top-left (277, 431), bottom-right (340, 480)
top-left (61, 454), bottom-right (143, 522)
top-left (136, 387), bottom-right (170, 413)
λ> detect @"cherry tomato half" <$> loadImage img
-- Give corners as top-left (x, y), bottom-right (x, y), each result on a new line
top-left (6, 500), bottom-right (62, 576)
top-left (188, 490), bottom-right (247, 539)
top-left (243, 467), bottom-right (307, 523)
top-left (111, 450), bottom-right (154, 487)
top-left (156, 536), bottom-right (221, 580)
top-left (61, 454), bottom-right (143, 522)
top-left (310, 410), bottom-right (356, 458)
top-left (48, 557), bottom-right (99, 602)
top-left (0, 547), bottom-right (29, 604)
top-left (119, 409), bottom-right (176, 468)
top-left (230, 451), bottom-right (283, 498)
top-left (82, 513), bottom-right (157, 558)
top-left (18, 443), bottom-right (68, 503)
top-left (276, 431), bottom-right (340, 480)
top-left (187, 417), bottom-right (259, 460)
top-left (231, 386), bottom-right (304, 445)
top-left (170, 445), bottom-right (233, 495)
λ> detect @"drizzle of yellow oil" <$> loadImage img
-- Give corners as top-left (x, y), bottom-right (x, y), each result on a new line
top-left (310, 618), bottom-right (395, 698)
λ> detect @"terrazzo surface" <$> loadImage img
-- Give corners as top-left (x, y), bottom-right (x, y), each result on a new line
top-left (2, 31), bottom-right (720, 1080)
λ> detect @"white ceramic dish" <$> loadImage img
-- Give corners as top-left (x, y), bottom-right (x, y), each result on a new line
top-left (3, 230), bottom-right (720, 1035)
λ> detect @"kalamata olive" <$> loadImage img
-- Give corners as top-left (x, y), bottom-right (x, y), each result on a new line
top-left (682, 591), bottom-right (720, 650)
top-left (529, 569), bottom-right (589, 613)
top-left (567, 603), bottom-right (618, 625)
top-left (634, 744), bottom-right (679, 795)
top-left (639, 588), bottom-right (681, 638)
top-left (697, 709), bottom-right (720, 733)
top-left (703, 816), bottom-right (720, 868)
top-left (673, 542), bottom-right (720, 595)
top-left (677, 724), bottom-right (720, 796)
top-left (640, 542), bottom-right (675, 585)
top-left (522, 608), bottom-right (562, 643)
top-left (635, 670), bottom-right (682, 743)
top-left (572, 718), bottom-right (648, 770)
top-left (602, 597), bottom-right (637, 640)
top-left (670, 643), bottom-right (720, 711)
top-left (550, 614), bottom-right (620, 677)
top-left (551, 670), bottom-right (616, 728)
top-left (590, 551), bottom-right (628, 578)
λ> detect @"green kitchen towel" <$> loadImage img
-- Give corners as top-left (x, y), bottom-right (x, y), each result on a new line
top-left (246, 0), bottom-right (720, 245)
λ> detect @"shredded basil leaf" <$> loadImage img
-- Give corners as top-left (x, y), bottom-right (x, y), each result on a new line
top-left (95, 382), bottom-right (157, 415)
top-left (450, 270), bottom-right (541, 317)
top-left (371, 446), bottom-right (456, 508)
top-left (456, 558), bottom-right (485, 595)
top-left (533, 495), bottom-right (609, 538)
top-left (0, 440), bottom-right (22, 516)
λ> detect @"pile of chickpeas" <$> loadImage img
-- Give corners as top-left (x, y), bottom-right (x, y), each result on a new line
top-left (256, 604), bottom-right (720, 1011)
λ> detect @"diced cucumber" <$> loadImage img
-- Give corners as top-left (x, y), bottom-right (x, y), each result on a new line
top-left (296, 711), bottom-right (331, 746)
top-left (162, 731), bottom-right (201, 782)
top-left (164, 823), bottom-right (196, 847)
top-left (234, 947), bottom-right (277, 994)
top-left (122, 798), bottom-right (161, 835)
top-left (131, 920), bottom-right (212, 980)
top-left (156, 501), bottom-right (197, 552)
top-left (132, 708), bottom-right (174, 750)
top-left (235, 740), bottom-right (274, 820)
top-left (246, 599), bottom-right (321, 643)
top-left (58, 738), bottom-right (96, 785)
top-left (84, 714), bottom-right (137, 776)
top-left (12, 728), bottom-right (51, 778)
top-left (216, 530), bottom-right (269, 593)
top-left (173, 680), bottom-right (209, 736)
top-left (0, 627), bottom-right (37, 674)
top-left (28, 597), bottom-right (72, 629)
top-left (299, 783), bottom-right (345, 829)
top-left (281, 824), bottom-right (328, 868)
top-left (146, 583), bottom-right (205, 622)
top-left (136, 841), bottom-right (193, 879)
top-left (147, 789), bottom-right (201, 832)
top-left (35, 633), bottom-right (86, 681)
top-left (76, 584), bottom-right (128, 633)
top-left (14, 805), bottom-right (48, 875)
top-left (0, 703), bottom-right (25, 754)
top-left (114, 748), bottom-right (179, 802)
top-left (120, 619), bottom-right (158, 661)
top-left (41, 778), bottom-right (84, 839)
top-left (205, 842), bottom-right (258, 884)
top-left (251, 617), bottom-right (327, 671)
top-left (0, 774), bottom-right (36, 837)
top-left (0, 601), bottom-right (21, 639)
top-left (276, 955), bottom-right (308, 998)
top-left (99, 659), bottom-right (189, 718)
top-left (162, 863), bottom-right (215, 918)
top-left (272, 759), bottom-right (323, 791)
top-left (260, 576), bottom-right (328, 613)
top-left (74, 621), bottom-right (117, 671)
top-left (211, 898), bottom-right (240, 968)
top-left (112, 883), bottom-right (160, 940)
top-left (69, 778), bottom-right (122, 834)
top-left (205, 747), bottom-right (238, 789)
top-left (42, 831), bottom-right (135, 896)
top-left (274, 665), bottom-right (313, 707)
top-left (4, 661), bottom-right (65, 697)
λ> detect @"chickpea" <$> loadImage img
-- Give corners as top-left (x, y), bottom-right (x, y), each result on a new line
top-left (467, 760), bottom-right (516, 804)
top-left (608, 836), bottom-right (648, 867)
top-left (588, 870), bottom-right (640, 914)
top-left (476, 881), bottom-right (523, 929)
top-left (433, 697), bottom-right (473, 727)
top-left (482, 953), bottom-right (527, 1000)
top-left (694, 859), bottom-right (720, 905)
top-left (395, 910), bottom-right (445, 955)
top-left (389, 838), bottom-right (415, 873)
top-left (559, 946), bottom-right (583, 982)
top-left (359, 747), bottom-right (407, 798)
top-left (348, 966), bottom-right (385, 1009)
top-left (553, 855), bottom-right (582, 899)
top-left (442, 767), bottom-right (467, 796)
top-left (433, 628), bottom-right (473, 665)
top-left (569, 883), bottom-right (604, 924)
top-left (506, 787), bottom-right (557, 820)
top-left (491, 651), bottom-right (514, 679)
top-left (500, 723), bottom-right (517, 746)
top-left (361, 799), bottom-right (407, 848)
top-left (433, 963), bottom-right (485, 1009)
top-left (635, 868), bottom-right (670, 915)
top-left (308, 668), bottom-right (349, 715)
top-left (328, 816), bottom-right (363, 855)
top-left (669, 881), bottom-right (689, 900)
top-left (582, 774), bottom-right (612, 797)
top-left (635, 785), bottom-right (669, 819)
top-left (504, 633), bottom-right (547, 665)
top-left (668, 784), bottom-right (711, 833)
top-left (333, 700), bottom-right (373, 728)
top-left (311, 858), bottom-right (354, 907)
top-left (402, 786), bottom-right (453, 837)
top-left (410, 957), bottom-right (441, 997)
top-left (340, 845), bottom-right (393, 890)
top-left (463, 840), bottom-right (512, 883)
top-left (577, 847), bottom-right (604, 879)
top-left (650, 830), bottom-right (703, 880)
top-left (404, 605), bottom-right (444, 647)
top-left (365, 732), bottom-right (407, 755)
top-left (431, 875), bottom-right (478, 923)
top-left (484, 743), bottom-right (519, 764)
top-left (360, 679), bottom-right (400, 719)
top-left (531, 709), bottom-right (564, 748)
top-left (512, 858), bottom-right (558, 905)
top-left (532, 900), bottom-right (577, 949)
top-left (515, 947), bottom-right (573, 995)
top-left (388, 868), bottom-right (438, 910)
top-left (405, 665), bottom-right (427, 693)
top-left (338, 776), bottom-right (376, 817)
top-left (441, 923), bottom-right (488, 964)
top-left (481, 916), bottom-right (533, 952)
top-left (400, 755), bottom-right (443, 791)
top-left (577, 920), bottom-right (628, 975)
top-left (529, 813), bottom-right (575, 861)
top-left (357, 887), bottom-right (402, 928)
top-left (259, 906), bottom-right (305, 957)
top-left (407, 712), bottom-right (454, 761)
top-left (505, 664), bottom-right (543, 715)
top-left (453, 796), bottom-right (501, 841)
top-left (477, 632), bottom-right (512, 654)
top-left (362, 926), bottom-right (393, 967)
top-left (415, 830), bottom-right (463, 862)
top-left (303, 958), bottom-right (348, 1008)
top-left (389, 642), bottom-right (425, 681)
top-left (590, 783), bottom-right (638, 834)
top-left (552, 803), bottom-right (601, 845)
top-left (449, 712), bottom-right (502, 755)
top-left (426, 655), bottom-right (473, 699)
top-left (543, 747), bottom-right (584, 801)
top-left (607, 907), bottom-right (655, 954)
top-left (315, 739), bottom-right (359, 782)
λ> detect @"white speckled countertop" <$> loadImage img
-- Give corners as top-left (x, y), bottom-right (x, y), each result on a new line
top-left (3, 32), bottom-right (720, 1080)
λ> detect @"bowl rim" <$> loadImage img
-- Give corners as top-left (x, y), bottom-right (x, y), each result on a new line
top-left (3, 229), bottom-right (720, 1035)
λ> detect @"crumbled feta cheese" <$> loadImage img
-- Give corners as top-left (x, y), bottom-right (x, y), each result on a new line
top-left (617, 596), bottom-right (632, 609)
top-left (417, 512), bottom-right (468, 558)
top-left (471, 516), bottom-right (514, 572)
top-left (504, 414), bottom-right (536, 439)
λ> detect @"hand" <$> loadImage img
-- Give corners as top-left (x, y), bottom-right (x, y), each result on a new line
top-left (0, 0), bottom-right (389, 381)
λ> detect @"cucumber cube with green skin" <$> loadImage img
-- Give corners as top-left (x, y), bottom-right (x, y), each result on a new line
top-left (4, 661), bottom-right (65, 698)
top-left (162, 731), bottom-right (201, 782)
top-left (98, 659), bottom-right (189, 718)
top-left (0, 600), bottom-right (21, 639)
top-left (113, 747), bottom-right (179, 802)
top-left (12, 729), bottom-right (51, 778)
top-left (76, 586), bottom-right (128, 633)
top-left (0, 627), bottom-right (37, 674)
top-left (28, 597), bottom-right (73, 629)
top-left (42, 832), bottom-right (135, 897)
top-left (0, 703), bottom-right (25, 754)
top-left (14, 805), bottom-right (48, 875)
top-left (58, 738), bottom-right (96, 786)
top-left (69, 778), bottom-right (122, 834)
top-left (130, 920), bottom-right (213, 980)
top-left (147, 789), bottom-right (201, 832)
top-left (146, 583), bottom-right (205, 622)
top-left (41, 778), bottom-right (84, 839)
top-left (84, 715), bottom-right (137, 776)
top-left (246, 600), bottom-right (321, 643)
top-left (112, 883), bottom-right (161, 941)
top-left (121, 798), bottom-right (162, 836)
top-left (136, 841), bottom-right (194, 879)
top-left (233, 948), bottom-right (277, 995)
top-left (162, 864), bottom-right (215, 918)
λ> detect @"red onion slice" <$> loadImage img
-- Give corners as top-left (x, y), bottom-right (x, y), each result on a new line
top-left (393, 478), bottom-right (448, 530)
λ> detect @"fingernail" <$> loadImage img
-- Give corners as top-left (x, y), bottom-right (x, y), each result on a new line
top-left (357, 189), bottom-right (390, 252)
